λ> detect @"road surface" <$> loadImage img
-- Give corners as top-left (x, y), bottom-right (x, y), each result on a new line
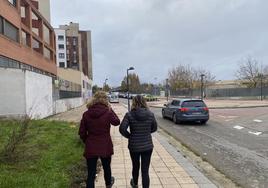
top-left (120, 99), bottom-right (268, 188)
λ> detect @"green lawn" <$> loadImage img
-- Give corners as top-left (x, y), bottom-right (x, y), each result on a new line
top-left (0, 120), bottom-right (85, 188)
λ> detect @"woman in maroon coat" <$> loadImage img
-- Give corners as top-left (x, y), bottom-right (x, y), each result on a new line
top-left (79, 91), bottom-right (120, 188)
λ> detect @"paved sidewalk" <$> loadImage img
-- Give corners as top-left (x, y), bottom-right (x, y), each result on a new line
top-left (95, 104), bottom-right (217, 188)
top-left (149, 98), bottom-right (268, 109)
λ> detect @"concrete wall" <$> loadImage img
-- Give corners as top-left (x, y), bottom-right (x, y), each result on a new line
top-left (0, 68), bottom-right (26, 117)
top-left (54, 97), bottom-right (83, 114)
top-left (33, 0), bottom-right (51, 23)
top-left (25, 71), bottom-right (53, 119)
top-left (0, 68), bottom-right (87, 119)
top-left (57, 67), bottom-right (82, 85)
top-left (81, 72), bottom-right (92, 99)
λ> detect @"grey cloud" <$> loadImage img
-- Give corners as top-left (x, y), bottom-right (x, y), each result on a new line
top-left (51, 0), bottom-right (268, 86)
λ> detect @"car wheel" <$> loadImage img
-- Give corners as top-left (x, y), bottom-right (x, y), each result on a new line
top-left (173, 114), bottom-right (178, 124)
top-left (200, 120), bottom-right (208, 125)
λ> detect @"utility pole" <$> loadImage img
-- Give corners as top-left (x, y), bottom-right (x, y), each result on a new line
top-left (200, 74), bottom-right (205, 100)
top-left (103, 78), bottom-right (108, 91)
top-left (127, 67), bottom-right (134, 111)
top-left (154, 77), bottom-right (157, 96)
top-left (166, 79), bottom-right (169, 102)
top-left (260, 73), bottom-right (263, 101)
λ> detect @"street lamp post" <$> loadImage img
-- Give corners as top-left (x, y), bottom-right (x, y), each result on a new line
top-left (103, 78), bottom-right (108, 91)
top-left (154, 77), bottom-right (157, 96)
top-left (200, 74), bottom-right (205, 100)
top-left (127, 67), bottom-right (135, 111)
top-left (260, 73), bottom-right (263, 101)
top-left (166, 79), bottom-right (169, 102)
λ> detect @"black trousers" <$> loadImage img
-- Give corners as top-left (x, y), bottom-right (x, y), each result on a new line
top-left (130, 150), bottom-right (153, 188)
top-left (86, 157), bottom-right (112, 188)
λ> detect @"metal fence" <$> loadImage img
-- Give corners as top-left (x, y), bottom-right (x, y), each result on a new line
top-left (170, 87), bottom-right (268, 99)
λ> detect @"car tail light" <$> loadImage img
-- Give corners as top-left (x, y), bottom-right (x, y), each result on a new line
top-left (180, 108), bottom-right (189, 112)
top-left (203, 107), bottom-right (209, 111)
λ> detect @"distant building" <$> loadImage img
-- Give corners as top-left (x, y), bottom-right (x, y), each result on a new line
top-left (54, 28), bottom-right (67, 68)
top-left (0, 0), bottom-right (56, 118)
top-left (54, 22), bottom-right (93, 100)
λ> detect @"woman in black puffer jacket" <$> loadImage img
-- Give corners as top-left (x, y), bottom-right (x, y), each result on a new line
top-left (119, 95), bottom-right (157, 188)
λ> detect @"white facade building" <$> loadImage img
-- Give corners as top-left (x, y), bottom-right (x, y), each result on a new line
top-left (54, 29), bottom-right (67, 68)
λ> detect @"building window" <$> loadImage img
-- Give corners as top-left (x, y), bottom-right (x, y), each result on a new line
top-left (0, 17), bottom-right (3, 34)
top-left (59, 62), bottom-right (65, 68)
top-left (58, 44), bottom-right (64, 49)
top-left (59, 53), bottom-right (65, 59)
top-left (0, 55), bottom-right (20, 69)
top-left (3, 19), bottom-right (19, 42)
top-left (58, 35), bottom-right (64, 41)
top-left (73, 37), bottom-right (77, 46)
top-left (8, 0), bottom-right (16, 6)
top-left (66, 53), bottom-right (70, 61)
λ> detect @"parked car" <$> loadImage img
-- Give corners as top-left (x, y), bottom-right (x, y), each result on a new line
top-left (109, 92), bottom-right (119, 103)
top-left (162, 99), bottom-right (209, 124)
top-left (119, 93), bottom-right (126, 98)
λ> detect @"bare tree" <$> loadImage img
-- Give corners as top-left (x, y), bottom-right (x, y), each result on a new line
top-left (167, 64), bottom-right (215, 91)
top-left (236, 56), bottom-right (261, 88)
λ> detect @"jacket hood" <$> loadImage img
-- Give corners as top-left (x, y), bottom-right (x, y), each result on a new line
top-left (87, 104), bottom-right (109, 119)
top-left (131, 108), bottom-right (151, 121)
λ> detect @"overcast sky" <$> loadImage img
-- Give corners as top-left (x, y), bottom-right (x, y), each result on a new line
top-left (51, 0), bottom-right (268, 87)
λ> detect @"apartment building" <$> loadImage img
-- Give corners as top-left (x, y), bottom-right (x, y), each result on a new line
top-left (0, 0), bottom-right (56, 118)
top-left (55, 22), bottom-right (93, 100)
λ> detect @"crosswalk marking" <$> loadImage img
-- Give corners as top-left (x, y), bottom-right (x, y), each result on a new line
top-left (248, 131), bottom-right (262, 136)
top-left (253, 119), bottom-right (263, 123)
top-left (233, 125), bottom-right (244, 130)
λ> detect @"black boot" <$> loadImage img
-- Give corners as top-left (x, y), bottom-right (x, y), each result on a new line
top-left (130, 179), bottom-right (138, 188)
top-left (106, 176), bottom-right (115, 188)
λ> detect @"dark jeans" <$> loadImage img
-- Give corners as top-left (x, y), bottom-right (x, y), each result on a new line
top-left (130, 150), bottom-right (153, 188)
top-left (86, 157), bottom-right (112, 188)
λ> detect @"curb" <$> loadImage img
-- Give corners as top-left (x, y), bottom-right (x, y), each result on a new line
top-left (149, 105), bottom-right (268, 109)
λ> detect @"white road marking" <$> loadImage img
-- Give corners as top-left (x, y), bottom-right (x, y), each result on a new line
top-left (253, 119), bottom-right (263, 123)
top-left (227, 116), bottom-right (238, 118)
top-left (248, 131), bottom-right (262, 136)
top-left (233, 125), bottom-right (244, 130)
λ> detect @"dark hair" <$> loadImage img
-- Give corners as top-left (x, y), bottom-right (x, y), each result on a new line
top-left (131, 95), bottom-right (148, 110)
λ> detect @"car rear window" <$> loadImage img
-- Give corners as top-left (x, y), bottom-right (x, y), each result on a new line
top-left (182, 101), bottom-right (206, 107)
top-left (171, 100), bottom-right (180, 106)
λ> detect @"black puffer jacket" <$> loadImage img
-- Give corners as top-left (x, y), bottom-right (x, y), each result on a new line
top-left (119, 108), bottom-right (158, 152)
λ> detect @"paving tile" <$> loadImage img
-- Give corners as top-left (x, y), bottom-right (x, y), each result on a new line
top-left (95, 104), bottom-right (215, 188)
top-left (171, 171), bottom-right (191, 178)
top-left (150, 177), bottom-right (161, 185)
top-left (156, 172), bottom-right (174, 178)
top-left (198, 184), bottom-right (218, 188)
top-left (176, 177), bottom-right (196, 184)
top-left (180, 184), bottom-right (200, 188)
top-left (159, 177), bottom-right (178, 185)
top-left (163, 184), bottom-right (182, 188)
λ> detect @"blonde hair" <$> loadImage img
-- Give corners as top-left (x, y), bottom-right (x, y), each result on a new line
top-left (87, 91), bottom-right (110, 109)
top-left (131, 95), bottom-right (148, 110)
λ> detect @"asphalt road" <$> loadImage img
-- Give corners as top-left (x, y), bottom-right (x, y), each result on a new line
top-left (120, 99), bottom-right (268, 188)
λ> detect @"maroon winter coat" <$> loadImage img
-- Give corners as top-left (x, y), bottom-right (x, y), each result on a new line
top-left (79, 104), bottom-right (120, 158)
